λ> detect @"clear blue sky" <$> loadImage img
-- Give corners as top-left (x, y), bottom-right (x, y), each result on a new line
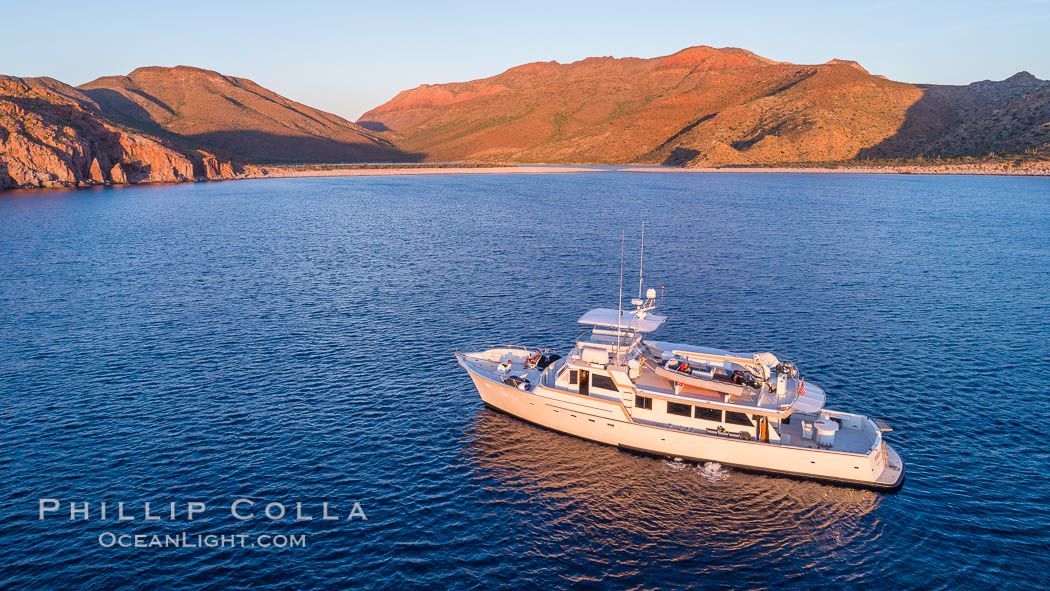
top-left (3, 0), bottom-right (1047, 120)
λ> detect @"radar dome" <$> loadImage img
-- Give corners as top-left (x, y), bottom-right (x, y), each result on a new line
top-left (646, 287), bottom-right (657, 299)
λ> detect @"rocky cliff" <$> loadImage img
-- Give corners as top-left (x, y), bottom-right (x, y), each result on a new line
top-left (360, 46), bottom-right (1050, 166)
top-left (0, 75), bottom-right (259, 190)
top-left (80, 66), bottom-right (412, 164)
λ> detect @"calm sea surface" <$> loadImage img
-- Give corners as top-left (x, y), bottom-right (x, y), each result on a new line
top-left (1, 172), bottom-right (1048, 590)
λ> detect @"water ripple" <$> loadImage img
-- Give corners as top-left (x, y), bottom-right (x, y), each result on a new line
top-left (1, 173), bottom-right (1048, 589)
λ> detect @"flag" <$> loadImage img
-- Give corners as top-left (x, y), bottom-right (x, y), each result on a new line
top-left (797, 376), bottom-right (806, 397)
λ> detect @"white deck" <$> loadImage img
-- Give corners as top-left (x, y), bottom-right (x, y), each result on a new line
top-left (778, 420), bottom-right (874, 454)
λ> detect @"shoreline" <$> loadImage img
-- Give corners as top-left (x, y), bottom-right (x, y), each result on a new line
top-left (618, 164), bottom-right (1050, 177)
top-left (4, 162), bottom-right (1047, 193)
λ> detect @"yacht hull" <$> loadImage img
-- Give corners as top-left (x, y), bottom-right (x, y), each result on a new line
top-left (461, 362), bottom-right (905, 492)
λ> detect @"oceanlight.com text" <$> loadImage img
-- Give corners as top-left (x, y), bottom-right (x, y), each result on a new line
top-left (97, 531), bottom-right (307, 549)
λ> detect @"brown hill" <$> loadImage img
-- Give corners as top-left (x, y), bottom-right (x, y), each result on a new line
top-left (80, 66), bottom-right (413, 164)
top-left (0, 75), bottom-right (255, 190)
top-left (858, 71), bottom-right (1050, 159)
top-left (360, 46), bottom-right (1050, 165)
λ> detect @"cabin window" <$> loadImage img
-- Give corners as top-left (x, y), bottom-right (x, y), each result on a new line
top-left (569, 370), bottom-right (578, 385)
top-left (725, 411), bottom-right (754, 427)
top-left (667, 401), bottom-right (692, 417)
top-left (694, 406), bottom-right (722, 422)
top-left (591, 373), bottom-right (618, 392)
top-left (635, 395), bottom-right (653, 410)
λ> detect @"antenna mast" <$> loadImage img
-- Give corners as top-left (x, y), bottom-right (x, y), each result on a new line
top-left (617, 230), bottom-right (625, 362)
top-left (638, 220), bottom-right (645, 299)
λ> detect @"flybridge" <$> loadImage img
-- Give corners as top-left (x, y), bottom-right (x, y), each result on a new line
top-left (577, 307), bottom-right (666, 334)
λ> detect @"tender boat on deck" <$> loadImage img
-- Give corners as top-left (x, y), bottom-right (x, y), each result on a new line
top-left (455, 290), bottom-right (905, 491)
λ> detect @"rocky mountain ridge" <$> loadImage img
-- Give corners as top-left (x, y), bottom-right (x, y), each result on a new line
top-left (3, 48), bottom-right (1048, 191)
top-left (360, 46), bottom-right (1050, 166)
top-left (79, 66), bottom-right (410, 164)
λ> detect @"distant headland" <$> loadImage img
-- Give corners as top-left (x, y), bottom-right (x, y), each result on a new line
top-left (2, 47), bottom-right (1048, 191)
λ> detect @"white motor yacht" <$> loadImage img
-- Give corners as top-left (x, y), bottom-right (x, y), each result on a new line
top-left (455, 290), bottom-right (905, 491)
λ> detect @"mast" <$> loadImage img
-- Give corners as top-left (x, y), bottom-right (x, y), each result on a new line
top-left (616, 230), bottom-right (624, 363)
top-left (638, 220), bottom-right (645, 299)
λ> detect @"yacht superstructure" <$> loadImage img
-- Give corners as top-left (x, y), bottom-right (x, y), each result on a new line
top-left (455, 290), bottom-right (905, 491)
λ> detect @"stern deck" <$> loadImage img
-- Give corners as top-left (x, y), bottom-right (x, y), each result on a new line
top-left (777, 420), bottom-right (874, 454)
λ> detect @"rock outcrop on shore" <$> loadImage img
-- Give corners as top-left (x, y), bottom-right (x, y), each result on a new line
top-left (0, 75), bottom-right (261, 190)
top-left (79, 66), bottom-right (410, 164)
top-left (360, 46), bottom-right (1050, 167)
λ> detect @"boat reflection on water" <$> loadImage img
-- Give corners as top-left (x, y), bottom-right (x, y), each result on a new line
top-left (462, 408), bottom-right (886, 582)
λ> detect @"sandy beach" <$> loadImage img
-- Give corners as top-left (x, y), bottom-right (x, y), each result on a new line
top-left (257, 166), bottom-right (599, 179)
top-left (254, 163), bottom-right (1049, 180)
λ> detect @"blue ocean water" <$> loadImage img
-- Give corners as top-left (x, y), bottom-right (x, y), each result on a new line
top-left (1, 172), bottom-right (1048, 590)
